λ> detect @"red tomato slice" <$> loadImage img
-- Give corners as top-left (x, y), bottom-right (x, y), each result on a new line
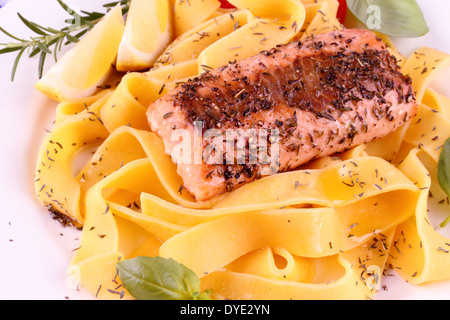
top-left (219, 0), bottom-right (236, 9)
top-left (337, 0), bottom-right (347, 24)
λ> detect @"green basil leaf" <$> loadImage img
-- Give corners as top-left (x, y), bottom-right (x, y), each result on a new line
top-left (346, 0), bottom-right (429, 38)
top-left (116, 256), bottom-right (211, 300)
top-left (438, 137), bottom-right (450, 228)
top-left (438, 137), bottom-right (450, 196)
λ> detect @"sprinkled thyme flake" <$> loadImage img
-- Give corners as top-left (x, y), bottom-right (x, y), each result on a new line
top-left (348, 222), bottom-right (359, 230)
top-left (107, 288), bottom-right (122, 295)
top-left (200, 64), bottom-right (213, 70)
top-left (393, 242), bottom-right (402, 254)
top-left (71, 245), bottom-right (82, 252)
top-left (158, 83), bottom-right (166, 95)
top-left (163, 112), bottom-right (173, 119)
top-left (112, 269), bottom-right (119, 284)
top-left (96, 116), bottom-right (104, 125)
top-left (291, 20), bottom-right (297, 32)
top-left (373, 183), bottom-right (382, 190)
top-left (95, 285), bottom-right (102, 298)
top-left (234, 88), bottom-right (245, 98)
top-left (437, 246), bottom-right (449, 253)
top-left (342, 179), bottom-right (355, 187)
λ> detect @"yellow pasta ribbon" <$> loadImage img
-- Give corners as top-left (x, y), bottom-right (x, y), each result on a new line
top-left (154, 10), bottom-right (252, 68)
top-left (389, 148), bottom-right (450, 284)
top-left (201, 256), bottom-right (369, 300)
top-left (401, 47), bottom-right (450, 104)
top-left (35, 100), bottom-right (110, 225)
top-left (385, 48), bottom-right (450, 285)
top-left (198, 0), bottom-right (306, 70)
top-left (158, 157), bottom-right (418, 275)
top-left (100, 72), bottom-right (167, 132)
top-left (172, 0), bottom-right (221, 38)
top-left (300, 0), bottom-right (343, 39)
top-left (33, 1), bottom-right (450, 300)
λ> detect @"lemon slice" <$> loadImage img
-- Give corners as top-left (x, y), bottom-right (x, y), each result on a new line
top-left (35, 5), bottom-right (125, 102)
top-left (116, 0), bottom-right (172, 72)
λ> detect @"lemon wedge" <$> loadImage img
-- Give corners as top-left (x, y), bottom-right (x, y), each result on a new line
top-left (35, 5), bottom-right (125, 102)
top-left (116, 0), bottom-right (172, 72)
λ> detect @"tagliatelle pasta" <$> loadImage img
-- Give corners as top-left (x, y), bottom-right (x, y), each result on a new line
top-left (34, 0), bottom-right (450, 300)
top-left (198, 0), bottom-right (305, 70)
top-left (172, 0), bottom-right (221, 38)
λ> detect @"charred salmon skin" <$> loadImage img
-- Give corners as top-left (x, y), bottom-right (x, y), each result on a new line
top-left (147, 29), bottom-right (417, 201)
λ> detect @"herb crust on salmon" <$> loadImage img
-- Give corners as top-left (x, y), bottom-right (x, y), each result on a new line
top-left (147, 29), bottom-right (417, 201)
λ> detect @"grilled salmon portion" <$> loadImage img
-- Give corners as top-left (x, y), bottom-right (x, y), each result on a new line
top-left (147, 29), bottom-right (417, 201)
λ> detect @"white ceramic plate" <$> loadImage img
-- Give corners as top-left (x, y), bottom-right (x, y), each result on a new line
top-left (0, 0), bottom-right (449, 300)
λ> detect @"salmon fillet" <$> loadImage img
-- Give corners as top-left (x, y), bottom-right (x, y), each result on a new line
top-left (147, 29), bottom-right (417, 201)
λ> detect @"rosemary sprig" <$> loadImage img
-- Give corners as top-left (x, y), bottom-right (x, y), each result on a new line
top-left (0, 0), bottom-right (130, 81)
